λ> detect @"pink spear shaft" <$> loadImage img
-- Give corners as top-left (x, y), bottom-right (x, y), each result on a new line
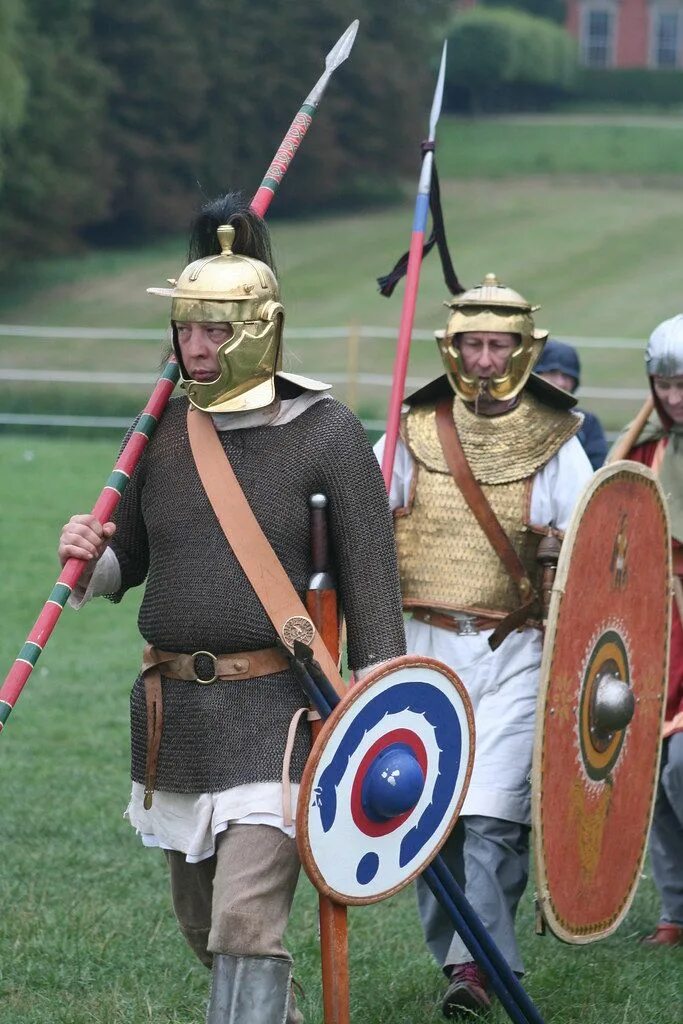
top-left (0, 19), bottom-right (360, 733)
top-left (381, 42), bottom-right (448, 492)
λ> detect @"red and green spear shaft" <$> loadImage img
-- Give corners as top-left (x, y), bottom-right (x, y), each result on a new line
top-left (0, 18), bottom-right (359, 733)
top-left (381, 41), bottom-right (448, 490)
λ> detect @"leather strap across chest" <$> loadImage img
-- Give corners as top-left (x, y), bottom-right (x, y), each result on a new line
top-left (434, 396), bottom-right (538, 649)
top-left (187, 406), bottom-right (346, 692)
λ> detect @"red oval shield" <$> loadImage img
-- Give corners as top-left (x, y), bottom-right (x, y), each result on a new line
top-left (532, 462), bottom-right (670, 943)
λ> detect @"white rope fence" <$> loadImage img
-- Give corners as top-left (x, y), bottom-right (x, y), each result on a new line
top-left (0, 322), bottom-right (649, 349)
top-left (0, 367), bottom-right (650, 401)
top-left (0, 323), bottom-right (648, 433)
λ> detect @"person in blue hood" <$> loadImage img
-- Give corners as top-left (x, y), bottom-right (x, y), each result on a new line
top-left (534, 339), bottom-right (607, 470)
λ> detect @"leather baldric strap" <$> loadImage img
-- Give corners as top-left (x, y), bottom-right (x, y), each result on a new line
top-left (187, 406), bottom-right (346, 693)
top-left (434, 397), bottom-right (538, 650)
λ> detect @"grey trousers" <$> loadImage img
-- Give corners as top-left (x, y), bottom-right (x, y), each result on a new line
top-left (165, 823), bottom-right (301, 968)
top-left (415, 814), bottom-right (529, 977)
top-left (649, 732), bottom-right (683, 925)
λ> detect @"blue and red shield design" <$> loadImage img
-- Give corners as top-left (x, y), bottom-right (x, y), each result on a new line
top-left (297, 655), bottom-right (474, 904)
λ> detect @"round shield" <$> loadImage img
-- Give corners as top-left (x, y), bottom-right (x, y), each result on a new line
top-left (297, 655), bottom-right (474, 905)
top-left (532, 461), bottom-right (670, 943)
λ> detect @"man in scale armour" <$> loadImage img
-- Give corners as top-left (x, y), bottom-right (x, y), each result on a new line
top-left (376, 274), bottom-right (593, 1017)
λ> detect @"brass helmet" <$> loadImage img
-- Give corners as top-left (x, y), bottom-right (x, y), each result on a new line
top-left (148, 222), bottom-right (284, 414)
top-left (436, 273), bottom-right (548, 402)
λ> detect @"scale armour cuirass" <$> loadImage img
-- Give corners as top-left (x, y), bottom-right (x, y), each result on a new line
top-left (394, 393), bottom-right (581, 620)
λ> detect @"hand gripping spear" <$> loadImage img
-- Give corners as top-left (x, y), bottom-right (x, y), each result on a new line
top-left (0, 19), bottom-right (359, 733)
top-left (381, 41), bottom-right (448, 490)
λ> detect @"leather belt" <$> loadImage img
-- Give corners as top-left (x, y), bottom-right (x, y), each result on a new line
top-left (412, 608), bottom-right (501, 636)
top-left (140, 643), bottom-right (290, 808)
top-left (141, 643), bottom-right (289, 684)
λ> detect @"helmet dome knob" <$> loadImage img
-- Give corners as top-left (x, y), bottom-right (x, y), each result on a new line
top-left (217, 224), bottom-right (235, 255)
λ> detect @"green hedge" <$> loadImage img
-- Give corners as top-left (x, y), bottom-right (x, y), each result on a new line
top-left (574, 68), bottom-right (683, 107)
top-left (445, 6), bottom-right (578, 112)
top-left (479, 0), bottom-right (566, 25)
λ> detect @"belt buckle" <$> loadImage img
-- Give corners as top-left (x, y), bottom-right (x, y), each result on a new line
top-left (455, 615), bottom-right (478, 636)
top-left (193, 650), bottom-right (218, 684)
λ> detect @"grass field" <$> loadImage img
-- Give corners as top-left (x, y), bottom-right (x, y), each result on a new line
top-left (1, 437), bottom-right (681, 1024)
top-left (2, 116), bottom-right (683, 435)
top-left (1, 115), bottom-right (682, 1021)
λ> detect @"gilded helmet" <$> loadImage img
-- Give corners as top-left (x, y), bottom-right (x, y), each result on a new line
top-left (436, 273), bottom-right (548, 402)
top-left (148, 195), bottom-right (284, 414)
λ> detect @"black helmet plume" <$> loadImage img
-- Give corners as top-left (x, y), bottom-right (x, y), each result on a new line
top-left (187, 191), bottom-right (276, 273)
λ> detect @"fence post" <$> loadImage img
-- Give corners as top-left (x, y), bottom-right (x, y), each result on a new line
top-left (346, 322), bottom-right (360, 411)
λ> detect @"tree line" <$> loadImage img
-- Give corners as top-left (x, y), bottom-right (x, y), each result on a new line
top-left (0, 0), bottom-right (453, 267)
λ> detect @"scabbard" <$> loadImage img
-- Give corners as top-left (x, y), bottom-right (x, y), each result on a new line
top-left (306, 582), bottom-right (349, 1024)
top-left (306, 589), bottom-right (340, 667)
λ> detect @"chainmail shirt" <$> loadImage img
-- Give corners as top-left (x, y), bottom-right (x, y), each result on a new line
top-left (109, 395), bottom-right (405, 793)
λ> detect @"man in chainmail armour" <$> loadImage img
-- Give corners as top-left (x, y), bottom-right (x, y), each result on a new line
top-left (58, 193), bottom-right (406, 1024)
top-left (375, 274), bottom-right (593, 1017)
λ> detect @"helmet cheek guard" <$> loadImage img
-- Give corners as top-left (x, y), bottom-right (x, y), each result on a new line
top-left (436, 274), bottom-right (548, 403)
top-left (182, 303), bottom-right (284, 414)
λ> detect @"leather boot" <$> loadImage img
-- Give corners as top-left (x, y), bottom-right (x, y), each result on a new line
top-left (206, 953), bottom-right (292, 1024)
top-left (442, 962), bottom-right (491, 1018)
top-left (639, 922), bottom-right (683, 948)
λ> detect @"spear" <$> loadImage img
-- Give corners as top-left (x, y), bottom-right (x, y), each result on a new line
top-left (251, 20), bottom-right (358, 217)
top-left (0, 19), bottom-right (360, 734)
top-left (381, 41), bottom-right (448, 491)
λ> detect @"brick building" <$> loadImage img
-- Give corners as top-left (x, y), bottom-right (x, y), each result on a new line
top-left (566, 0), bottom-right (683, 67)
top-left (457, 2), bottom-right (683, 68)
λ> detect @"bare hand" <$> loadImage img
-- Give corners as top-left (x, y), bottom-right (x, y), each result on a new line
top-left (58, 515), bottom-right (116, 569)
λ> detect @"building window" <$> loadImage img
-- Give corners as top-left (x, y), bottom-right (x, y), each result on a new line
top-left (581, 7), bottom-right (615, 68)
top-left (653, 11), bottom-right (681, 68)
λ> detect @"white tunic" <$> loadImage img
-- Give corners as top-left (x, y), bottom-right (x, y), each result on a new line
top-left (374, 430), bottom-right (593, 825)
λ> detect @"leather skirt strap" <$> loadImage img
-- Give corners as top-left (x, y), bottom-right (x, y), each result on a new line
top-left (143, 669), bottom-right (163, 810)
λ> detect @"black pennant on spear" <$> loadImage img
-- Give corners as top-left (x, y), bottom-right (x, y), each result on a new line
top-left (377, 41), bottom-right (464, 492)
